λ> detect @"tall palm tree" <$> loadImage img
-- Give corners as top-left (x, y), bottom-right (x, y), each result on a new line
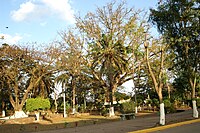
top-left (89, 34), bottom-right (130, 116)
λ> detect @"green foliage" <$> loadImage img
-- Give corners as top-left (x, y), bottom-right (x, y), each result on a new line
top-left (137, 98), bottom-right (143, 106)
top-left (115, 91), bottom-right (130, 102)
top-left (121, 101), bottom-right (134, 113)
top-left (100, 107), bottom-right (109, 116)
top-left (59, 102), bottom-right (72, 114)
top-left (146, 99), bottom-right (152, 105)
top-left (26, 97), bottom-right (50, 112)
top-left (163, 99), bottom-right (176, 113)
top-left (78, 104), bottom-right (86, 113)
top-left (150, 0), bottom-right (200, 98)
top-left (163, 99), bottom-right (171, 108)
top-left (195, 98), bottom-right (200, 107)
top-left (152, 98), bottom-right (159, 107)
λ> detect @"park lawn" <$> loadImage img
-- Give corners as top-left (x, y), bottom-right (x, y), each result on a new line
top-left (0, 114), bottom-right (119, 133)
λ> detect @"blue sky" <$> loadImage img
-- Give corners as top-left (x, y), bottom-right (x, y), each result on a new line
top-left (0, 0), bottom-right (159, 45)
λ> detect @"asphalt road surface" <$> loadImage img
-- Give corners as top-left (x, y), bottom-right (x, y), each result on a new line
top-left (153, 122), bottom-right (200, 133)
top-left (29, 109), bottom-right (199, 133)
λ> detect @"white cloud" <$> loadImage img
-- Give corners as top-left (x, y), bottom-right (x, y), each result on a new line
top-left (42, 0), bottom-right (75, 23)
top-left (0, 33), bottom-right (23, 45)
top-left (11, 0), bottom-right (75, 23)
top-left (11, 1), bottom-right (36, 22)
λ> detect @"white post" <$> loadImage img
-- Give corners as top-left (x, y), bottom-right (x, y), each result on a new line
top-left (2, 110), bottom-right (5, 117)
top-left (109, 106), bottom-right (115, 117)
top-left (35, 112), bottom-right (40, 121)
top-left (160, 103), bottom-right (165, 125)
top-left (192, 100), bottom-right (198, 118)
top-left (135, 106), bottom-right (138, 114)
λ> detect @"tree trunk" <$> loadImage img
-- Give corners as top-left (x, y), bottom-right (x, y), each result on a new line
top-left (166, 83), bottom-right (171, 99)
top-left (109, 96), bottom-right (115, 117)
top-left (83, 93), bottom-right (87, 110)
top-left (192, 100), bottom-right (198, 118)
top-left (135, 106), bottom-right (138, 114)
top-left (12, 110), bottom-right (28, 119)
top-left (145, 42), bottom-right (165, 125)
top-left (159, 103), bottom-right (165, 125)
top-left (8, 76), bottom-right (43, 119)
top-left (109, 106), bottom-right (115, 117)
top-left (109, 84), bottom-right (115, 117)
top-left (54, 89), bottom-right (58, 113)
top-left (190, 77), bottom-right (198, 118)
top-left (2, 101), bottom-right (5, 117)
top-left (35, 112), bottom-right (40, 121)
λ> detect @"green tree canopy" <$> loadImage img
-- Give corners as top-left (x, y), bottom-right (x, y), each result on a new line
top-left (26, 97), bottom-right (50, 112)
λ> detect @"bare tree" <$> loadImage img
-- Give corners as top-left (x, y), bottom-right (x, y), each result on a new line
top-left (0, 44), bottom-right (60, 118)
top-left (76, 1), bottom-right (147, 116)
top-left (144, 37), bottom-right (171, 125)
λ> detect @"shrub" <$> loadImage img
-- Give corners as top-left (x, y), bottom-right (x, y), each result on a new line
top-left (164, 99), bottom-right (171, 108)
top-left (101, 107), bottom-right (109, 116)
top-left (26, 97), bottom-right (50, 112)
top-left (59, 102), bottom-right (72, 114)
top-left (121, 101), bottom-right (134, 113)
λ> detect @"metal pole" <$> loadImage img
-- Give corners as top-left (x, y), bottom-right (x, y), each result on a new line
top-left (135, 87), bottom-right (137, 114)
top-left (63, 86), bottom-right (67, 118)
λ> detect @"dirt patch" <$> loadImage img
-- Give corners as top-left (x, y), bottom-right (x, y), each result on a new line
top-left (0, 113), bottom-right (120, 133)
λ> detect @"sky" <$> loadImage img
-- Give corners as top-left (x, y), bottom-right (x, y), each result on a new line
top-left (0, 0), bottom-right (159, 46)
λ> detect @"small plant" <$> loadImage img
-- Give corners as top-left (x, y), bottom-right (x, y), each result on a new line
top-left (163, 99), bottom-right (176, 113)
top-left (121, 101), bottom-right (134, 113)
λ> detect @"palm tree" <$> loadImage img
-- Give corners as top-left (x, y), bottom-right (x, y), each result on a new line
top-left (89, 34), bottom-right (130, 116)
top-left (31, 69), bottom-right (55, 98)
top-left (56, 72), bottom-right (69, 117)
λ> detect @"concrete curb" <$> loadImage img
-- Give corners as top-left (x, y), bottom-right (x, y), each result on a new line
top-left (129, 118), bottom-right (200, 133)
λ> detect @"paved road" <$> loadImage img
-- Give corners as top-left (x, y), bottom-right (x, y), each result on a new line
top-left (30, 109), bottom-right (199, 133)
top-left (153, 122), bottom-right (200, 133)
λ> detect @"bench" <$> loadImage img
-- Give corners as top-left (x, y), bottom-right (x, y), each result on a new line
top-left (119, 113), bottom-right (135, 120)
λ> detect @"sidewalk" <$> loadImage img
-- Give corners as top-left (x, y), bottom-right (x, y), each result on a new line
top-left (31, 109), bottom-right (199, 133)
